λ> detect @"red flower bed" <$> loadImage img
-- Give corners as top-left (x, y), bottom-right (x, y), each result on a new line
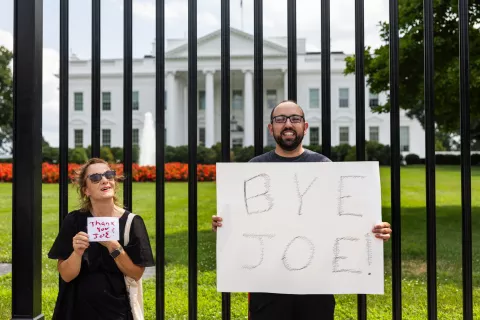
top-left (0, 163), bottom-right (12, 182)
top-left (0, 162), bottom-right (216, 183)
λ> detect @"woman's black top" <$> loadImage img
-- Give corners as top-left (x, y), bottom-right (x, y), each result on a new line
top-left (48, 209), bottom-right (155, 320)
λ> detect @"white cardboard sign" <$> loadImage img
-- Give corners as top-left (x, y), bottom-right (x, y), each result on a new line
top-left (215, 161), bottom-right (384, 295)
top-left (87, 217), bottom-right (120, 242)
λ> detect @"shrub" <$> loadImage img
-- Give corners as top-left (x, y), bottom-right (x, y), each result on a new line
top-left (405, 153), bottom-right (421, 165)
top-left (69, 148), bottom-right (88, 164)
top-left (366, 141), bottom-right (390, 165)
top-left (332, 144), bottom-right (352, 162)
top-left (435, 154), bottom-right (460, 165)
top-left (110, 147), bottom-right (123, 163)
top-left (233, 146), bottom-right (254, 162)
top-left (196, 146), bottom-right (217, 164)
top-left (472, 154), bottom-right (480, 165)
top-left (100, 146), bottom-right (115, 163)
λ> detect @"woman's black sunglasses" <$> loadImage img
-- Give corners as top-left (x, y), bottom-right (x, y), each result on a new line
top-left (87, 170), bottom-right (116, 183)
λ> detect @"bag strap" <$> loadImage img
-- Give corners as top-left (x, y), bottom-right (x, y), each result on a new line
top-left (124, 213), bottom-right (136, 246)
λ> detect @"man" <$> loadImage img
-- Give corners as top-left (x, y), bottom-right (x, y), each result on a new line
top-left (212, 100), bottom-right (392, 319)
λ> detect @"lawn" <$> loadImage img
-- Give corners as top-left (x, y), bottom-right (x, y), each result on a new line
top-left (0, 165), bottom-right (479, 319)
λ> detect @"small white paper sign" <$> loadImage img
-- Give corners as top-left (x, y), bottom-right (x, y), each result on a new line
top-left (87, 217), bottom-right (120, 242)
top-left (216, 161), bottom-right (384, 295)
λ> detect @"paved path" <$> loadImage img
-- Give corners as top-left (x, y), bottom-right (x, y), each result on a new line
top-left (0, 263), bottom-right (156, 279)
top-left (0, 263), bottom-right (11, 276)
top-left (143, 266), bottom-right (156, 279)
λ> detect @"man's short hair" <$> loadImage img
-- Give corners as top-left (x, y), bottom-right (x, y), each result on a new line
top-left (270, 100), bottom-right (305, 122)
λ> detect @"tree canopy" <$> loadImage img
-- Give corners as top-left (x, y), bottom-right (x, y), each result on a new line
top-left (344, 0), bottom-right (480, 147)
top-left (0, 46), bottom-right (13, 154)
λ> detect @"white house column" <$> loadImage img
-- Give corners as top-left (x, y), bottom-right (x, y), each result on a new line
top-left (283, 68), bottom-right (288, 100)
top-left (204, 70), bottom-right (215, 147)
top-left (183, 86), bottom-right (188, 145)
top-left (166, 71), bottom-right (177, 146)
top-left (243, 69), bottom-right (254, 146)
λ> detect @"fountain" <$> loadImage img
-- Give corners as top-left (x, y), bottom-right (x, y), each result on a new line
top-left (138, 112), bottom-right (156, 166)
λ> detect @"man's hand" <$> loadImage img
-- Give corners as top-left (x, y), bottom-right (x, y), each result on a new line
top-left (212, 215), bottom-right (222, 232)
top-left (372, 222), bottom-right (391, 242)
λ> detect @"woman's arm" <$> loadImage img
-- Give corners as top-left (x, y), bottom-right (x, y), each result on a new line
top-left (57, 231), bottom-right (90, 282)
top-left (57, 252), bottom-right (82, 282)
top-left (106, 242), bottom-right (145, 280)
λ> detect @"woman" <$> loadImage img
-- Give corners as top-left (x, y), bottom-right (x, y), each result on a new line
top-left (48, 158), bottom-right (154, 319)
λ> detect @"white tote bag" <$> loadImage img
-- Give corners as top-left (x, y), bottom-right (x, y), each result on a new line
top-left (124, 213), bottom-right (144, 320)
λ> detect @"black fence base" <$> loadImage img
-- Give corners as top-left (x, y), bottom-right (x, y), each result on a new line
top-left (11, 315), bottom-right (44, 320)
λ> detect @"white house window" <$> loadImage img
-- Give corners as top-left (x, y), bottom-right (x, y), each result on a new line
top-left (74, 92), bottom-right (83, 111)
top-left (102, 129), bottom-right (111, 147)
top-left (74, 129), bottom-right (83, 148)
top-left (339, 88), bottom-right (349, 108)
top-left (339, 126), bottom-right (349, 144)
top-left (369, 126), bottom-right (379, 142)
top-left (199, 90), bottom-right (206, 110)
top-left (400, 126), bottom-right (410, 152)
top-left (132, 91), bottom-right (139, 110)
top-left (309, 88), bottom-right (320, 108)
top-left (266, 89), bottom-right (277, 109)
top-left (267, 132), bottom-right (276, 146)
top-left (232, 90), bottom-right (243, 109)
top-left (199, 127), bottom-right (205, 146)
top-left (310, 127), bottom-right (320, 145)
top-left (102, 92), bottom-right (111, 111)
top-left (232, 138), bottom-right (243, 147)
top-left (132, 128), bottom-right (139, 146)
top-left (369, 93), bottom-right (379, 107)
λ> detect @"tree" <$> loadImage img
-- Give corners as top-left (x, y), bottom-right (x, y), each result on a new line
top-left (344, 1), bottom-right (480, 147)
top-left (0, 46), bottom-right (13, 155)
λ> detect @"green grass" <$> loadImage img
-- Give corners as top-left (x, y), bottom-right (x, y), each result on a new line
top-left (0, 165), bottom-right (479, 319)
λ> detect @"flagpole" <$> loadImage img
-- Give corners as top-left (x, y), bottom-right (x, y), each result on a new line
top-left (240, 0), bottom-right (243, 31)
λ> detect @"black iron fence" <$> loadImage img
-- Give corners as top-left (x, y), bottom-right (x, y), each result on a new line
top-left (10, 0), bottom-right (473, 319)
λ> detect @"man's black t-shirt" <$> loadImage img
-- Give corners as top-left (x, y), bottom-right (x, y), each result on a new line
top-left (249, 148), bottom-right (331, 163)
top-left (246, 149), bottom-right (336, 319)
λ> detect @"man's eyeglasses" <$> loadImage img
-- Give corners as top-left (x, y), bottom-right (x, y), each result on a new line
top-left (87, 170), bottom-right (116, 183)
top-left (271, 115), bottom-right (304, 124)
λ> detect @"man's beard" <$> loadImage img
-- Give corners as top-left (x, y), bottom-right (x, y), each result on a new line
top-left (273, 129), bottom-right (304, 151)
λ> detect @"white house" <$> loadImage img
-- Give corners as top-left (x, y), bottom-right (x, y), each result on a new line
top-left (68, 28), bottom-right (425, 158)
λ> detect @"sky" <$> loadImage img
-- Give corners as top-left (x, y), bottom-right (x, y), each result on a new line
top-left (0, 0), bottom-right (390, 148)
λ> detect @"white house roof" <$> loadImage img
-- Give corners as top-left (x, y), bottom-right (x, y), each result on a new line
top-left (165, 27), bottom-right (288, 59)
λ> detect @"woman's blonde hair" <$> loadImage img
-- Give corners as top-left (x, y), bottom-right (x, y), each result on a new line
top-left (73, 158), bottom-right (124, 212)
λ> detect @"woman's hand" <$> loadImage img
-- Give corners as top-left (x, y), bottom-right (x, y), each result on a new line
top-left (98, 240), bottom-right (121, 253)
top-left (72, 232), bottom-right (90, 256)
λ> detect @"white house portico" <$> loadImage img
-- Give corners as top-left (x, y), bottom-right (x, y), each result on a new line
top-left (68, 27), bottom-right (426, 157)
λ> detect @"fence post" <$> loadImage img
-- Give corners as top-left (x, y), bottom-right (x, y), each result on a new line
top-left (155, 1), bottom-right (167, 319)
top-left (458, 1), bottom-right (473, 319)
top-left (389, 1), bottom-right (402, 319)
top-left (187, 0), bottom-right (198, 318)
top-left (423, 0), bottom-right (437, 318)
top-left (12, 0), bottom-right (44, 318)
top-left (221, 0), bottom-right (231, 317)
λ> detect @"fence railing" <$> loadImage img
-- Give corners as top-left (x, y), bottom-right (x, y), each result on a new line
top-left (10, 0), bottom-right (473, 319)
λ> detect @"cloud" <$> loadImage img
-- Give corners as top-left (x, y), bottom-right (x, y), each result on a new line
top-left (0, 30), bottom-right (13, 50)
top-left (0, 29), bottom-right (60, 147)
top-left (107, 0), bottom-right (389, 54)
top-left (42, 48), bottom-right (60, 147)
top-left (124, 0), bottom-right (185, 21)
